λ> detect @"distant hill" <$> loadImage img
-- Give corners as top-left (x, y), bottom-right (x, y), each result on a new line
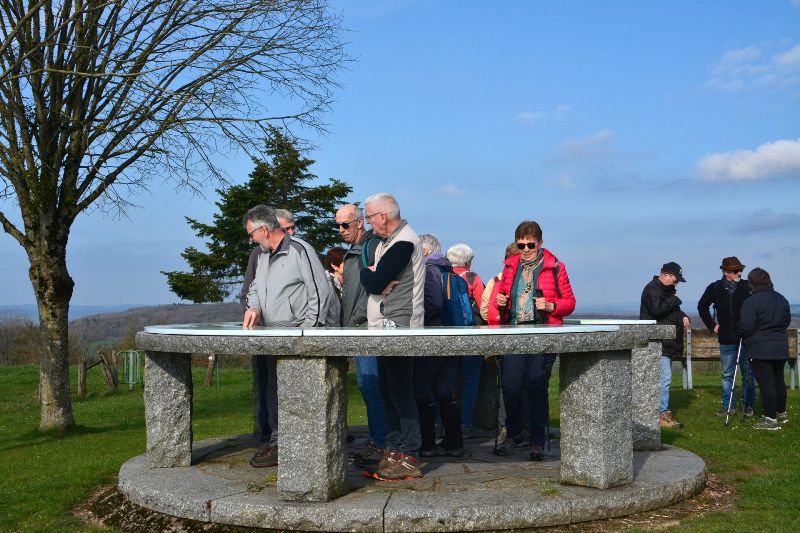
top-left (70, 302), bottom-right (242, 345)
top-left (0, 304), bottom-right (153, 322)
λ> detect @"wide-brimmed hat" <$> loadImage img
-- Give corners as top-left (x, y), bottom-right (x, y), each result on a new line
top-left (720, 256), bottom-right (745, 272)
top-left (661, 262), bottom-right (686, 282)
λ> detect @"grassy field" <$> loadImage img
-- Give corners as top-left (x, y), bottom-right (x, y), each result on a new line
top-left (0, 362), bottom-right (798, 532)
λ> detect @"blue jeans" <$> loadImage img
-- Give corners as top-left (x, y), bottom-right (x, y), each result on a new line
top-left (356, 356), bottom-right (387, 448)
top-left (254, 355), bottom-right (278, 445)
top-left (460, 355), bottom-right (483, 427)
top-left (720, 343), bottom-right (755, 410)
top-left (660, 356), bottom-right (672, 412)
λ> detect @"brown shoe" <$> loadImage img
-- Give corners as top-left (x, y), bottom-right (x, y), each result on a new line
top-left (250, 445), bottom-right (278, 467)
top-left (373, 451), bottom-right (423, 481)
top-left (659, 410), bottom-right (683, 429)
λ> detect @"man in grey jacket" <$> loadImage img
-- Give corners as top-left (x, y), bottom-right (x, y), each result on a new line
top-left (239, 208), bottom-right (300, 463)
top-left (335, 203), bottom-right (386, 467)
top-left (242, 205), bottom-right (333, 467)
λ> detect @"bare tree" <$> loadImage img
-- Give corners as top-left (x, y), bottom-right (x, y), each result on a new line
top-left (0, 0), bottom-right (347, 430)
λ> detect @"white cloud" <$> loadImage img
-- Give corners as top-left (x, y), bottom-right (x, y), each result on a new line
top-left (557, 129), bottom-right (615, 161)
top-left (514, 104), bottom-right (570, 123)
top-left (439, 184), bottom-right (464, 197)
top-left (514, 111), bottom-right (545, 123)
top-left (697, 138), bottom-right (800, 181)
top-left (705, 42), bottom-right (800, 91)
top-left (739, 209), bottom-right (800, 234)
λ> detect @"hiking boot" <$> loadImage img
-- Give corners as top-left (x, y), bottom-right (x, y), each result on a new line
top-left (374, 451), bottom-right (423, 481)
top-left (529, 444), bottom-right (544, 461)
top-left (715, 408), bottom-right (735, 417)
top-left (752, 416), bottom-right (781, 431)
top-left (493, 432), bottom-right (526, 455)
top-left (250, 445), bottom-right (278, 467)
top-left (743, 405), bottom-right (754, 418)
top-left (776, 412), bottom-right (789, 424)
top-left (659, 410), bottom-right (683, 429)
top-left (352, 441), bottom-right (384, 468)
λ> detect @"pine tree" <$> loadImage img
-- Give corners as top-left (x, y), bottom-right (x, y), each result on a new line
top-left (163, 128), bottom-right (351, 302)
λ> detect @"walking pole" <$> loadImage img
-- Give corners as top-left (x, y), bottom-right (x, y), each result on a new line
top-left (724, 339), bottom-right (743, 427)
top-left (493, 356), bottom-right (503, 454)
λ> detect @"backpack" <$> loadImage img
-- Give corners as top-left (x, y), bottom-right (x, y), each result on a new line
top-left (441, 271), bottom-right (475, 326)
top-left (460, 271), bottom-right (487, 325)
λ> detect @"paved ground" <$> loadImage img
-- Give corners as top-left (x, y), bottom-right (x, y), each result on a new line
top-left (118, 429), bottom-right (707, 532)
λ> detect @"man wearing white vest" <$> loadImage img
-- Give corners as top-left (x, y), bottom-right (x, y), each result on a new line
top-left (360, 192), bottom-right (425, 481)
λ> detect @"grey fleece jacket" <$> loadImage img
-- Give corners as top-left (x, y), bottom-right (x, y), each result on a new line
top-left (341, 230), bottom-right (380, 327)
top-left (246, 235), bottom-right (332, 327)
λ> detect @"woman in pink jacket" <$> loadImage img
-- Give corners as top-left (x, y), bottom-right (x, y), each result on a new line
top-left (494, 220), bottom-right (576, 460)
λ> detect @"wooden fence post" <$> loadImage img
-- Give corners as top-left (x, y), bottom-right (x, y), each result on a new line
top-left (78, 358), bottom-right (87, 399)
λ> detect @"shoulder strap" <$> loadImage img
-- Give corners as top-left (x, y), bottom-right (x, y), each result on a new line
top-left (553, 260), bottom-right (561, 299)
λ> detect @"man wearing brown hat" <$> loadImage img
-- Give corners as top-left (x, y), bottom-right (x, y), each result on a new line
top-left (698, 257), bottom-right (755, 417)
top-left (640, 262), bottom-right (690, 429)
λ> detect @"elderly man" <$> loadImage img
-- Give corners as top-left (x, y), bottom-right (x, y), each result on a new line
top-left (698, 256), bottom-right (755, 417)
top-left (241, 205), bottom-right (332, 467)
top-left (360, 192), bottom-right (425, 481)
top-left (640, 262), bottom-right (690, 430)
top-left (239, 208), bottom-right (300, 464)
top-left (335, 203), bottom-right (386, 467)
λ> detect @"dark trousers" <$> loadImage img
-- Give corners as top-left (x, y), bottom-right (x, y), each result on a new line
top-left (379, 356), bottom-right (421, 455)
top-left (414, 356), bottom-right (463, 452)
top-left (254, 355), bottom-right (277, 444)
top-left (749, 358), bottom-right (787, 419)
top-left (501, 353), bottom-right (556, 446)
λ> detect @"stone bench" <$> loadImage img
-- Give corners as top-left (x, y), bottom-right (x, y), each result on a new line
top-left (136, 322), bottom-right (673, 503)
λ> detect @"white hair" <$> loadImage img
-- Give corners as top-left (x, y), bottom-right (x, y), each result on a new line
top-left (364, 192), bottom-right (400, 220)
top-left (446, 243), bottom-right (474, 267)
top-left (274, 208), bottom-right (294, 223)
top-left (419, 234), bottom-right (441, 255)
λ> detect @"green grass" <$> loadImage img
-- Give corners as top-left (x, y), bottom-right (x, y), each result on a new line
top-left (1, 364), bottom-right (799, 531)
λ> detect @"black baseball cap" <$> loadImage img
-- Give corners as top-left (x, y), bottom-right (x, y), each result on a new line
top-left (661, 262), bottom-right (686, 282)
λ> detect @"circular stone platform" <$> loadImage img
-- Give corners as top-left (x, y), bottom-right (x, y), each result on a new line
top-left (118, 431), bottom-right (706, 532)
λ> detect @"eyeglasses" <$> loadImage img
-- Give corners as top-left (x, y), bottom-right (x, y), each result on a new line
top-left (336, 218), bottom-right (358, 229)
top-left (725, 270), bottom-right (742, 274)
top-left (365, 212), bottom-right (386, 221)
top-left (516, 242), bottom-right (538, 250)
top-left (281, 224), bottom-right (296, 232)
top-left (247, 225), bottom-right (265, 239)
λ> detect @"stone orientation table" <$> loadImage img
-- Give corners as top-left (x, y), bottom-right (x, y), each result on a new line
top-left (135, 322), bottom-right (676, 506)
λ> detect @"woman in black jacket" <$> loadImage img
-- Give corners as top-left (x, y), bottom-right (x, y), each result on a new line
top-left (739, 268), bottom-right (791, 430)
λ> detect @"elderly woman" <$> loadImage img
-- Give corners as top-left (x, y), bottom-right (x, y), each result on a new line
top-left (414, 234), bottom-right (464, 457)
top-left (446, 243), bottom-right (486, 438)
top-left (495, 221), bottom-right (576, 460)
top-left (739, 268), bottom-right (791, 430)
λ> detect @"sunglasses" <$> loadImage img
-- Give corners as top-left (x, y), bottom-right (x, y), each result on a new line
top-left (336, 219), bottom-right (357, 229)
top-left (516, 242), bottom-right (538, 250)
top-left (726, 270), bottom-right (742, 274)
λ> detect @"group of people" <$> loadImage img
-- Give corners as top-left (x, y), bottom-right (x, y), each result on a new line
top-left (238, 193), bottom-right (577, 481)
top-left (641, 258), bottom-right (792, 431)
top-left (236, 195), bottom-right (792, 483)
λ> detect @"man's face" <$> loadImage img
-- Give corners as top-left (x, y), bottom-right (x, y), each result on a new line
top-left (515, 236), bottom-right (540, 262)
top-left (246, 220), bottom-right (270, 249)
top-left (364, 204), bottom-right (388, 237)
top-left (723, 269), bottom-right (742, 283)
top-left (335, 207), bottom-right (363, 244)
top-left (278, 217), bottom-right (296, 236)
top-left (659, 271), bottom-right (678, 287)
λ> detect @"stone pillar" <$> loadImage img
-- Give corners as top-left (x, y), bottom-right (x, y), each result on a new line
top-left (631, 342), bottom-right (662, 451)
top-left (559, 350), bottom-right (633, 489)
top-left (144, 351), bottom-right (193, 467)
top-left (277, 356), bottom-right (348, 502)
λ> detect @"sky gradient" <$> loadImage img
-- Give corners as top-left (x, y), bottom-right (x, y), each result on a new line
top-left (1, 0), bottom-right (799, 314)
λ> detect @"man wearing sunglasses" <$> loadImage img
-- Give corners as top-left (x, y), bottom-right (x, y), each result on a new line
top-left (640, 262), bottom-right (690, 429)
top-left (698, 256), bottom-right (755, 418)
top-left (335, 203), bottom-right (387, 468)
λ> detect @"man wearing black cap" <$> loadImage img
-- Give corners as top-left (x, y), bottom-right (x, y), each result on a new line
top-left (640, 262), bottom-right (690, 429)
top-left (698, 257), bottom-right (755, 418)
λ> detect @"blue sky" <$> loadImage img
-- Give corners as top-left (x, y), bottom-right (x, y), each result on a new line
top-left (1, 0), bottom-right (799, 312)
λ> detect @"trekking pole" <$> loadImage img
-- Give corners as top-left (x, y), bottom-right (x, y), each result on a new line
top-left (493, 356), bottom-right (503, 454)
top-left (724, 339), bottom-right (743, 427)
